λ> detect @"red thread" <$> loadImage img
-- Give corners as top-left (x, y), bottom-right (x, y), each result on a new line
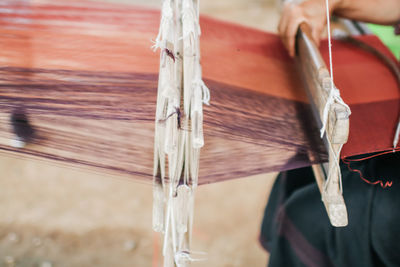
top-left (342, 148), bottom-right (400, 162)
top-left (152, 232), bottom-right (160, 267)
top-left (342, 150), bottom-right (397, 188)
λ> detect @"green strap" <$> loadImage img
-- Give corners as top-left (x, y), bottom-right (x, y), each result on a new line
top-left (367, 24), bottom-right (400, 60)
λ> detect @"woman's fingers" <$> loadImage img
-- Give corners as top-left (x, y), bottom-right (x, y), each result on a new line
top-left (287, 16), bottom-right (307, 57)
top-left (311, 25), bottom-right (323, 47)
top-left (278, 0), bottom-right (329, 57)
top-left (278, 3), bottom-right (306, 57)
top-left (278, 3), bottom-right (291, 38)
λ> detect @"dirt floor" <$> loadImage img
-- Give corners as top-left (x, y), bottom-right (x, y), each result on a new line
top-left (0, 1), bottom-right (280, 266)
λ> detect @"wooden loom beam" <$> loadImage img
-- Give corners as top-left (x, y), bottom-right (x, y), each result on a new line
top-left (296, 23), bottom-right (350, 227)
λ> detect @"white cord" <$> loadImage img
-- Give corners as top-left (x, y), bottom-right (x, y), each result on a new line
top-left (174, 250), bottom-right (207, 267)
top-left (320, 0), bottom-right (334, 138)
top-left (325, 0), bottom-right (334, 89)
top-left (321, 0), bottom-right (348, 197)
top-left (152, 0), bottom-right (173, 51)
top-left (320, 0), bottom-right (350, 138)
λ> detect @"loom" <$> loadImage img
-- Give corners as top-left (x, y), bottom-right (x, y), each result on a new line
top-left (0, 0), bottom-right (399, 266)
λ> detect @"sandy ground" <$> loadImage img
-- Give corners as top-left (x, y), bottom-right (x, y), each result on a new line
top-left (0, 1), bottom-right (280, 266)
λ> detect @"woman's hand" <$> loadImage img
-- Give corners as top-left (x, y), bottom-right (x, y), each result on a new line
top-left (278, 0), bottom-right (340, 57)
top-left (278, 0), bottom-right (400, 58)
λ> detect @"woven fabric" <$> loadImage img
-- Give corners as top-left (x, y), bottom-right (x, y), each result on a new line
top-left (0, 0), bottom-right (398, 183)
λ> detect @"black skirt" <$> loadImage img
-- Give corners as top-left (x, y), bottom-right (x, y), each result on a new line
top-left (260, 152), bottom-right (400, 267)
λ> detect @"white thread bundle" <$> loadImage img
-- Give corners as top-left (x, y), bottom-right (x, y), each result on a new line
top-left (152, 0), bottom-right (209, 265)
top-left (152, 0), bottom-right (174, 234)
top-left (152, 182), bottom-right (166, 232)
top-left (174, 185), bottom-right (191, 235)
top-left (320, 85), bottom-right (350, 138)
top-left (174, 251), bottom-right (207, 267)
top-left (182, 0), bottom-right (201, 54)
top-left (152, 0), bottom-right (174, 52)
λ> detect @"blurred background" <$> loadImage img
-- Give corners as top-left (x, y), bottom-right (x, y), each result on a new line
top-left (0, 0), bottom-right (280, 266)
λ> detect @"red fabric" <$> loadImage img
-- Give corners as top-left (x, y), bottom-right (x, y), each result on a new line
top-left (0, 0), bottom-right (398, 182)
top-left (320, 36), bottom-right (400, 158)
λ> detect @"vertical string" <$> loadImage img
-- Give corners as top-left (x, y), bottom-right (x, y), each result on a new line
top-left (320, 0), bottom-right (335, 143)
top-left (322, 0), bottom-right (346, 196)
top-left (325, 0), bottom-right (334, 89)
top-left (320, 0), bottom-right (350, 139)
top-left (323, 0), bottom-right (338, 191)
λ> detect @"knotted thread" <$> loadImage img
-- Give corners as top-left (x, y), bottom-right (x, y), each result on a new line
top-left (192, 79), bottom-right (210, 105)
top-left (182, 0), bottom-right (201, 40)
top-left (152, 0), bottom-right (173, 51)
top-left (152, 1), bottom-right (210, 265)
top-left (320, 0), bottom-right (350, 201)
top-left (174, 251), bottom-right (207, 267)
top-left (320, 0), bottom-right (351, 138)
top-left (192, 65), bottom-right (210, 105)
top-left (320, 86), bottom-right (350, 138)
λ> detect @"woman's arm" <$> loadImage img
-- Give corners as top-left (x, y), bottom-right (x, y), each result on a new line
top-left (334, 0), bottom-right (400, 25)
top-left (279, 0), bottom-right (400, 57)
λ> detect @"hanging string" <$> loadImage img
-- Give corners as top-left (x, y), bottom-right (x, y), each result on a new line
top-left (320, 0), bottom-right (351, 138)
top-left (192, 77), bottom-right (210, 105)
top-left (325, 0), bottom-right (334, 92)
top-left (319, 0), bottom-right (347, 198)
top-left (152, 0), bottom-right (210, 265)
top-left (174, 250), bottom-right (207, 267)
top-left (323, 142), bottom-right (344, 194)
top-left (151, 0), bottom-right (173, 52)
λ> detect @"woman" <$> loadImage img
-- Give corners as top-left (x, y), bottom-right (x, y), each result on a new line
top-left (260, 1), bottom-right (400, 266)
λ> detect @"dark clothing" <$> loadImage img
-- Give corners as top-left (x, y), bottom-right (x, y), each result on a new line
top-left (260, 152), bottom-right (400, 267)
